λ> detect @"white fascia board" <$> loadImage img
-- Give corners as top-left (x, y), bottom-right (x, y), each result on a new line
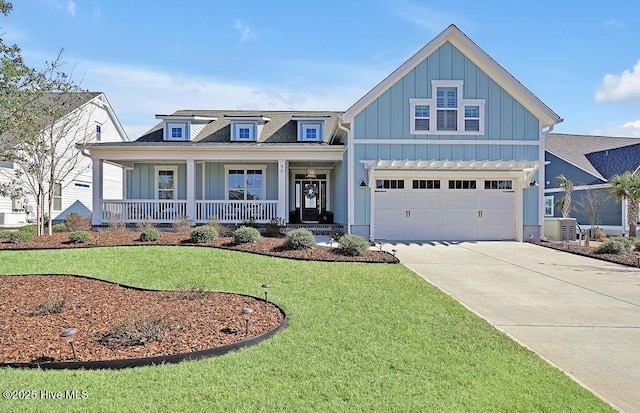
top-left (545, 183), bottom-right (612, 193)
top-left (223, 116), bottom-right (271, 122)
top-left (95, 93), bottom-right (129, 142)
top-left (341, 24), bottom-right (562, 128)
top-left (291, 117), bottom-right (330, 121)
top-left (155, 114), bottom-right (218, 122)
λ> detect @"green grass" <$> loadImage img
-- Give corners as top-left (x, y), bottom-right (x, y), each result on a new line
top-left (0, 247), bottom-right (612, 412)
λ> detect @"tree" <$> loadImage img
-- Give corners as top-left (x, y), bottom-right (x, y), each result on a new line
top-left (574, 187), bottom-right (610, 240)
top-left (610, 171), bottom-right (640, 237)
top-left (0, 2), bottom-right (86, 236)
top-left (555, 174), bottom-right (574, 218)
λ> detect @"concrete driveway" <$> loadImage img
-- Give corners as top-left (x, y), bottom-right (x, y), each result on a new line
top-left (387, 241), bottom-right (640, 413)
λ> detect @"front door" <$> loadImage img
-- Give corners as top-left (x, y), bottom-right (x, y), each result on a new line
top-left (302, 180), bottom-right (320, 221)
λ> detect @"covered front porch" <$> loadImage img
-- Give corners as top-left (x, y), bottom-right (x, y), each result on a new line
top-left (89, 144), bottom-right (345, 226)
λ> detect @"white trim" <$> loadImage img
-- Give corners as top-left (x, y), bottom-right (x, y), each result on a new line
top-left (361, 159), bottom-right (541, 170)
top-left (353, 139), bottom-right (539, 145)
top-left (544, 195), bottom-right (554, 216)
top-left (299, 123), bottom-right (323, 142)
top-left (156, 114), bottom-right (217, 122)
top-left (545, 183), bottom-right (612, 193)
top-left (223, 165), bottom-right (267, 201)
top-left (154, 165), bottom-right (178, 200)
top-left (165, 122), bottom-right (188, 141)
top-left (232, 123), bottom-right (256, 141)
top-left (341, 24), bottom-right (562, 127)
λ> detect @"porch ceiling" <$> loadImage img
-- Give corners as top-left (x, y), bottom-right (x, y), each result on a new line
top-left (361, 159), bottom-right (541, 171)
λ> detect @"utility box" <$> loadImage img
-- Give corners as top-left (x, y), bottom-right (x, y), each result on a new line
top-left (544, 217), bottom-right (577, 241)
top-left (0, 212), bottom-right (27, 228)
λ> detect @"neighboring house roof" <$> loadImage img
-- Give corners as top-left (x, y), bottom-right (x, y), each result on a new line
top-left (546, 133), bottom-right (640, 181)
top-left (135, 110), bottom-right (345, 145)
top-left (341, 24), bottom-right (562, 127)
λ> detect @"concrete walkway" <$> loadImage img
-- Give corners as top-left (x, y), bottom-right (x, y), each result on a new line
top-left (387, 241), bottom-right (640, 413)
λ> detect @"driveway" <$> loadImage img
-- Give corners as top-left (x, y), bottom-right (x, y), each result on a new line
top-left (388, 241), bottom-right (640, 413)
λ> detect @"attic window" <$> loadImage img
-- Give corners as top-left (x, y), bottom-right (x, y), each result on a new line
top-left (165, 122), bottom-right (189, 141)
top-left (232, 123), bottom-right (256, 141)
top-left (300, 123), bottom-right (322, 141)
top-left (410, 80), bottom-right (484, 135)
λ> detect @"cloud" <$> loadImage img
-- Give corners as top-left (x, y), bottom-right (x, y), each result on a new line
top-left (393, 3), bottom-right (468, 32)
top-left (233, 19), bottom-right (257, 44)
top-left (74, 60), bottom-right (368, 138)
top-left (48, 0), bottom-right (76, 17)
top-left (595, 60), bottom-right (640, 102)
top-left (93, 5), bottom-right (102, 20)
top-left (602, 19), bottom-right (625, 29)
top-left (67, 1), bottom-right (76, 17)
top-left (592, 120), bottom-right (640, 138)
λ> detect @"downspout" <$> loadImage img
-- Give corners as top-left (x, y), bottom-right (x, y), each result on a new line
top-left (337, 118), bottom-right (352, 234)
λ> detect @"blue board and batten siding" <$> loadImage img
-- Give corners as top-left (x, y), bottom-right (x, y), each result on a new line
top-left (351, 41), bottom-right (542, 233)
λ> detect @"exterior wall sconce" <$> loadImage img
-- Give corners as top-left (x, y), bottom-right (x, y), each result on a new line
top-left (360, 179), bottom-right (367, 187)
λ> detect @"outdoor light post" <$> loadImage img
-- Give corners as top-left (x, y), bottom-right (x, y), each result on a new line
top-left (261, 284), bottom-right (270, 304)
top-left (242, 307), bottom-right (254, 336)
top-left (60, 327), bottom-right (78, 360)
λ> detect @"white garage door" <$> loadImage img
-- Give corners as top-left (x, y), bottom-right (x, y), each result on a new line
top-left (374, 178), bottom-right (515, 241)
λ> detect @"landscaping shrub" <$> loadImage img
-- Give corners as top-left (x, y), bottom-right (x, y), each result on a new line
top-left (338, 234), bottom-right (370, 256)
top-left (68, 230), bottom-right (91, 244)
top-left (207, 216), bottom-right (234, 237)
top-left (52, 223), bottom-right (68, 233)
top-left (8, 231), bottom-right (34, 243)
top-left (18, 225), bottom-right (37, 235)
top-left (172, 215), bottom-right (193, 234)
top-left (100, 315), bottom-right (171, 347)
top-left (634, 238), bottom-right (640, 252)
top-left (0, 230), bottom-right (13, 238)
top-left (595, 239), bottom-right (628, 255)
top-left (618, 236), bottom-right (635, 253)
top-left (190, 225), bottom-right (218, 243)
top-left (264, 217), bottom-right (285, 237)
top-left (233, 226), bottom-right (262, 244)
top-left (283, 228), bottom-right (316, 250)
top-left (107, 220), bottom-right (127, 232)
top-left (139, 227), bottom-right (161, 242)
top-left (30, 298), bottom-right (66, 316)
top-left (65, 213), bottom-right (91, 231)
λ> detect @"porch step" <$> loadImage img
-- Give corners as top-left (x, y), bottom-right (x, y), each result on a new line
top-left (285, 224), bottom-right (345, 236)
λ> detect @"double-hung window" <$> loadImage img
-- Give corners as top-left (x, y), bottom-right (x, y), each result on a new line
top-left (226, 167), bottom-right (265, 200)
top-left (410, 80), bottom-right (484, 135)
top-left (53, 183), bottom-right (62, 211)
top-left (156, 166), bottom-right (177, 200)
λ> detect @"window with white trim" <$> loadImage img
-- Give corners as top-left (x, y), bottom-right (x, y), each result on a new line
top-left (410, 80), bottom-right (485, 135)
top-left (376, 179), bottom-right (405, 189)
top-left (299, 123), bottom-right (322, 141)
top-left (226, 167), bottom-right (264, 200)
top-left (544, 196), bottom-right (554, 216)
top-left (232, 123), bottom-right (256, 141)
top-left (53, 183), bottom-right (62, 211)
top-left (156, 167), bottom-right (177, 200)
top-left (165, 122), bottom-right (188, 141)
top-left (484, 180), bottom-right (513, 190)
top-left (95, 123), bottom-right (102, 141)
top-left (448, 180), bottom-right (477, 189)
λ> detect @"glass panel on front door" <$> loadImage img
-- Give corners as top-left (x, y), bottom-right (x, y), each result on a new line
top-left (294, 178), bottom-right (327, 222)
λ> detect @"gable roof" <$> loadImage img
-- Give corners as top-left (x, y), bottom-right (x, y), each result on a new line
top-left (341, 24), bottom-right (562, 127)
top-left (136, 110), bottom-right (345, 145)
top-left (545, 133), bottom-right (640, 181)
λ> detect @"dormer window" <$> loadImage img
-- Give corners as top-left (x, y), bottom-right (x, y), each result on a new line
top-left (233, 123), bottom-right (256, 141)
top-left (224, 116), bottom-right (270, 142)
top-left (292, 117), bottom-right (328, 142)
top-left (155, 114), bottom-right (217, 142)
top-left (165, 122), bottom-right (188, 141)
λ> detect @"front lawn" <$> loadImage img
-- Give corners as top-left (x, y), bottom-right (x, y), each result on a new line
top-left (0, 247), bottom-right (612, 412)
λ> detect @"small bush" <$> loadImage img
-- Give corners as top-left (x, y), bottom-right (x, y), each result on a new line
top-left (233, 226), bottom-right (262, 244)
top-left (190, 225), bottom-right (218, 243)
top-left (0, 230), bottom-right (13, 238)
top-left (9, 231), bottom-right (34, 243)
top-left (18, 225), bottom-right (37, 235)
top-left (172, 287), bottom-right (206, 300)
top-left (172, 215), bottom-right (193, 234)
top-left (100, 315), bottom-right (171, 347)
top-left (68, 230), bottom-right (91, 244)
top-left (595, 239), bottom-right (628, 255)
top-left (139, 227), bottom-right (160, 242)
top-left (30, 299), bottom-right (66, 316)
top-left (283, 228), bottom-right (316, 250)
top-left (52, 223), bottom-right (68, 233)
top-left (338, 234), bottom-right (371, 256)
top-left (107, 220), bottom-right (127, 232)
top-left (207, 216), bottom-right (234, 237)
top-left (617, 236), bottom-right (635, 253)
top-left (264, 218), bottom-right (285, 238)
top-left (65, 213), bottom-right (91, 231)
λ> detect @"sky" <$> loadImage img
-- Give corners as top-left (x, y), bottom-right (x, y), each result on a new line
top-left (2, 1), bottom-right (640, 140)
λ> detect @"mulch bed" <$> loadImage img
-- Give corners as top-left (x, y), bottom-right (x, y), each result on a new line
top-left (0, 275), bottom-right (283, 364)
top-left (0, 231), bottom-right (399, 263)
top-left (537, 241), bottom-right (640, 268)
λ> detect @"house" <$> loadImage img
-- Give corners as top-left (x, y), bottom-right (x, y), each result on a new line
top-left (86, 25), bottom-right (562, 242)
top-left (544, 133), bottom-right (640, 235)
top-left (0, 92), bottom-right (128, 227)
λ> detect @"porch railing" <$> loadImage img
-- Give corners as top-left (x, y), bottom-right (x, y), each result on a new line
top-left (195, 200), bottom-right (277, 223)
top-left (102, 200), bottom-right (187, 223)
top-left (100, 199), bottom-right (278, 224)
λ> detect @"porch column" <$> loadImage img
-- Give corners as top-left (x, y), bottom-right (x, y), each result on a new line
top-left (277, 160), bottom-right (287, 220)
top-left (186, 158), bottom-right (196, 223)
top-left (91, 158), bottom-right (103, 226)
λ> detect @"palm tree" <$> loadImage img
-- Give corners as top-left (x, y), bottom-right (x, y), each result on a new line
top-left (555, 175), bottom-right (574, 218)
top-left (610, 171), bottom-right (640, 237)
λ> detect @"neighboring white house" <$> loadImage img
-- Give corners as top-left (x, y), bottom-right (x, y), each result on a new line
top-left (0, 92), bottom-right (128, 227)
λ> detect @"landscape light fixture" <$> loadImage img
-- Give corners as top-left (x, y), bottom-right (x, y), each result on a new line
top-left (242, 307), bottom-right (254, 336)
top-left (261, 284), bottom-right (270, 304)
top-left (60, 327), bottom-right (78, 359)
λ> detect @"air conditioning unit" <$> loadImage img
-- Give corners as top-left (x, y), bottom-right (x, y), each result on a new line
top-left (12, 198), bottom-right (24, 212)
top-left (0, 212), bottom-right (27, 227)
top-left (543, 218), bottom-right (577, 241)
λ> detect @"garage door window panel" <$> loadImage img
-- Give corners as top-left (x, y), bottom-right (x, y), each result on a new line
top-left (448, 180), bottom-right (477, 189)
